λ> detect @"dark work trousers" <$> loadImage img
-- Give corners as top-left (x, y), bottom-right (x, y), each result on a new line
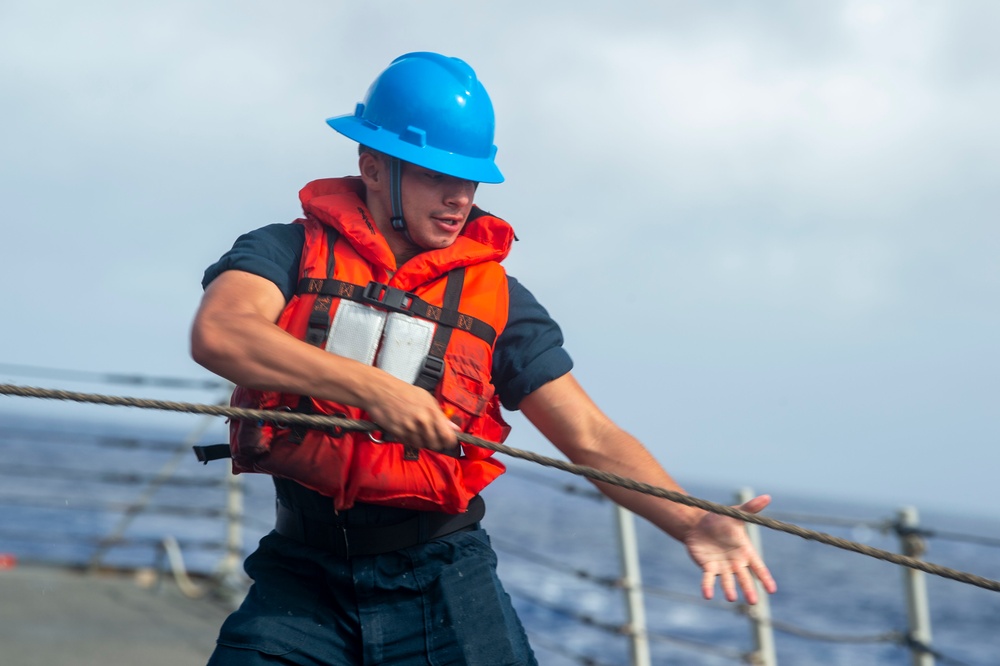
top-left (206, 526), bottom-right (537, 666)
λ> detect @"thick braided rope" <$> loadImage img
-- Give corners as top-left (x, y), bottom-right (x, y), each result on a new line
top-left (2, 383), bottom-right (998, 594)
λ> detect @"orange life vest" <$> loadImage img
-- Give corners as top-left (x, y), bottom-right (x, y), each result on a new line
top-left (229, 177), bottom-right (513, 513)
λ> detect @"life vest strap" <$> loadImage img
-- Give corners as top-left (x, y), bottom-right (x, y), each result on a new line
top-left (193, 443), bottom-right (232, 463)
top-left (414, 268), bottom-right (465, 392)
top-left (296, 277), bottom-right (497, 346)
top-left (304, 227), bottom-right (341, 347)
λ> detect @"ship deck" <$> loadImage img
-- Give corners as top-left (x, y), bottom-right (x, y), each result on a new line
top-left (0, 562), bottom-right (231, 666)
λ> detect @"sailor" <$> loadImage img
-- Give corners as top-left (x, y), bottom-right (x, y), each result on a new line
top-left (191, 51), bottom-right (776, 666)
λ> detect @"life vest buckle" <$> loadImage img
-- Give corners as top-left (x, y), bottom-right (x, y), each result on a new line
top-left (414, 354), bottom-right (445, 391)
top-left (362, 281), bottom-right (414, 313)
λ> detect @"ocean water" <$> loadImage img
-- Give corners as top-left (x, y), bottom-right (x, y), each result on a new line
top-left (1, 410), bottom-right (998, 666)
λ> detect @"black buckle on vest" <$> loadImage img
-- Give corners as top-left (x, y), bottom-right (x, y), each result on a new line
top-left (414, 354), bottom-right (445, 392)
top-left (362, 281), bottom-right (413, 313)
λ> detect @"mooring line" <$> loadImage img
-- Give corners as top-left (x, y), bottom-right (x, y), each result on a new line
top-left (2, 382), bottom-right (998, 594)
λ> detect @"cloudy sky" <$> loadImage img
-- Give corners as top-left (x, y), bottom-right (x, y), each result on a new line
top-left (2, 1), bottom-right (997, 518)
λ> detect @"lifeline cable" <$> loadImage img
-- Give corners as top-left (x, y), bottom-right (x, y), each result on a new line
top-left (0, 362), bottom-right (228, 390)
top-left (2, 382), bottom-right (999, 594)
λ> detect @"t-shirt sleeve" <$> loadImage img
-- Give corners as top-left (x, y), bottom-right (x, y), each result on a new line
top-left (201, 223), bottom-right (305, 301)
top-left (492, 276), bottom-right (574, 411)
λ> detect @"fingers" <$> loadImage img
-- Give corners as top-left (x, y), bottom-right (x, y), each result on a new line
top-left (701, 568), bottom-right (742, 603)
top-left (361, 370), bottom-right (463, 452)
top-left (702, 568), bottom-right (743, 602)
top-left (739, 494), bottom-right (772, 515)
top-left (700, 547), bottom-right (777, 604)
top-left (734, 566), bottom-right (758, 605)
top-left (418, 415), bottom-right (460, 452)
top-left (718, 569), bottom-right (738, 603)
top-left (380, 412), bottom-right (457, 452)
top-left (367, 386), bottom-right (458, 452)
top-left (702, 564), bottom-right (770, 604)
top-left (750, 556), bottom-right (778, 595)
top-left (701, 570), bottom-right (716, 601)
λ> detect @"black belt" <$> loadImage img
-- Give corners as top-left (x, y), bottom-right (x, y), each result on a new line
top-left (274, 495), bottom-right (485, 558)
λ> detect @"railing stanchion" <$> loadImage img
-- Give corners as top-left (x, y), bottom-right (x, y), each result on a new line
top-left (223, 460), bottom-right (244, 568)
top-left (213, 459), bottom-right (246, 605)
top-left (898, 506), bottom-right (935, 666)
top-left (738, 488), bottom-right (777, 666)
top-left (616, 505), bottom-right (651, 666)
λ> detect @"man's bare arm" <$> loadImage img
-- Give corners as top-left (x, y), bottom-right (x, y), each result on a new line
top-left (520, 373), bottom-right (776, 603)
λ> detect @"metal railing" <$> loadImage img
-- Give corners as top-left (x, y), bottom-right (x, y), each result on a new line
top-left (0, 367), bottom-right (996, 664)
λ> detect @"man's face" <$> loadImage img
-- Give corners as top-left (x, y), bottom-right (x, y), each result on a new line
top-left (398, 163), bottom-right (479, 251)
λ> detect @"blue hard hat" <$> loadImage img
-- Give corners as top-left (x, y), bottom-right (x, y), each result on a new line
top-left (326, 52), bottom-right (504, 184)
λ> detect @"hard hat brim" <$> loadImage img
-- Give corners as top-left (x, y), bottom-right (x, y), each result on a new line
top-left (327, 115), bottom-right (505, 184)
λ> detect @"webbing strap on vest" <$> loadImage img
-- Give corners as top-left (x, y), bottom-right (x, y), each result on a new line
top-left (194, 443), bottom-right (232, 463)
top-left (296, 277), bottom-right (497, 346)
top-left (304, 227), bottom-right (341, 347)
top-left (414, 267), bottom-right (465, 392)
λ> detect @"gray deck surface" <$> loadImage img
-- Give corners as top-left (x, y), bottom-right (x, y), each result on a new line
top-left (0, 563), bottom-right (235, 666)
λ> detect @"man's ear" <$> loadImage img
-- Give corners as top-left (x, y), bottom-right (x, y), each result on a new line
top-left (359, 151), bottom-right (386, 191)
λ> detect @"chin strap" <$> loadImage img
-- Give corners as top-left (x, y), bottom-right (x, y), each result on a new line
top-left (389, 157), bottom-right (407, 232)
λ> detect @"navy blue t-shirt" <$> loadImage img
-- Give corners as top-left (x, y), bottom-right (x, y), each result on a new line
top-left (202, 223), bottom-right (573, 410)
